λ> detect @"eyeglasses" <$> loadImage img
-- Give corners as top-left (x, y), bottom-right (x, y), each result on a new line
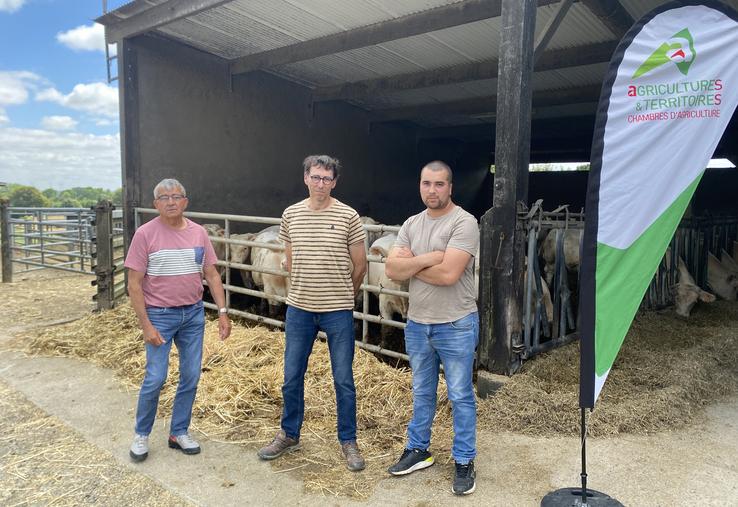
top-left (308, 175), bottom-right (335, 185)
top-left (155, 194), bottom-right (186, 202)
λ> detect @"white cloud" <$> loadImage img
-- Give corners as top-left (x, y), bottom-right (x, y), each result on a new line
top-left (57, 23), bottom-right (108, 53)
top-left (0, 0), bottom-right (27, 13)
top-left (0, 71), bottom-right (44, 106)
top-left (0, 127), bottom-right (121, 189)
top-left (41, 115), bottom-right (78, 131)
top-left (0, 108), bottom-right (8, 124)
top-left (37, 82), bottom-right (119, 119)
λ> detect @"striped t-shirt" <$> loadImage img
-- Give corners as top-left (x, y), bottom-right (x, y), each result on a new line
top-left (279, 199), bottom-right (366, 312)
top-left (124, 217), bottom-right (217, 308)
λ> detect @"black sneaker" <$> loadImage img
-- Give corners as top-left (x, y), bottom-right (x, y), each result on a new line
top-left (452, 460), bottom-right (476, 495)
top-left (387, 448), bottom-right (434, 476)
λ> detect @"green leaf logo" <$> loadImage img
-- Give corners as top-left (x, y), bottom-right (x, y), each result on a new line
top-left (633, 28), bottom-right (696, 79)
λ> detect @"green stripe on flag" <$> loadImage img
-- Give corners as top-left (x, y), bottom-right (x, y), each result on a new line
top-left (594, 173), bottom-right (702, 376)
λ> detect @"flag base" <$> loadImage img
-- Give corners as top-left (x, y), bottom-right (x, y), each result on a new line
top-left (541, 487), bottom-right (623, 506)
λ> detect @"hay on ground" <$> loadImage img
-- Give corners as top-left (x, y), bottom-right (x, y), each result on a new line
top-left (20, 300), bottom-right (738, 497)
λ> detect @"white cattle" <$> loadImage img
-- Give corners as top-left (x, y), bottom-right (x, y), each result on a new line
top-left (707, 252), bottom-right (738, 301)
top-left (540, 228), bottom-right (583, 286)
top-left (202, 223), bottom-right (226, 279)
top-left (228, 233), bottom-right (256, 287)
top-left (250, 225), bottom-right (290, 315)
top-left (369, 233), bottom-right (409, 330)
top-left (674, 257), bottom-right (715, 317)
top-left (360, 216), bottom-right (384, 249)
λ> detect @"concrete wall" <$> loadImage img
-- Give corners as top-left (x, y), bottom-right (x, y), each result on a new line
top-left (129, 35), bottom-right (425, 230)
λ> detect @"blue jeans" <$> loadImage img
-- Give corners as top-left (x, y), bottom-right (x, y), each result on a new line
top-left (281, 305), bottom-right (357, 443)
top-left (134, 301), bottom-right (205, 437)
top-left (404, 312), bottom-right (479, 464)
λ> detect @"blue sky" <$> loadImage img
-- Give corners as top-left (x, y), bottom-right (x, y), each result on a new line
top-left (0, 0), bottom-right (129, 190)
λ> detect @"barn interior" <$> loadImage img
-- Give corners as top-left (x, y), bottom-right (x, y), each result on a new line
top-left (97, 0), bottom-right (737, 226)
top-left (97, 0), bottom-right (738, 377)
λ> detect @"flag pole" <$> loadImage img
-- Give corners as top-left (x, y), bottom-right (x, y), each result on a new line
top-left (539, 408), bottom-right (623, 506)
top-left (580, 407), bottom-right (588, 506)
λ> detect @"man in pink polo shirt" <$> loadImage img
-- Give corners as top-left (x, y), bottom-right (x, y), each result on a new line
top-left (124, 178), bottom-right (231, 462)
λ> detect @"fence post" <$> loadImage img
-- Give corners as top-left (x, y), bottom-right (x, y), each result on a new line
top-left (1, 199), bottom-right (12, 283)
top-left (93, 200), bottom-right (115, 310)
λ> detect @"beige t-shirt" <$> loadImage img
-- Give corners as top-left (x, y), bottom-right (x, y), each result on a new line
top-left (279, 198), bottom-right (366, 312)
top-left (395, 205), bottom-right (479, 324)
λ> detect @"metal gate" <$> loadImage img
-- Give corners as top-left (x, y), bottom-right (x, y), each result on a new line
top-left (0, 201), bottom-right (126, 311)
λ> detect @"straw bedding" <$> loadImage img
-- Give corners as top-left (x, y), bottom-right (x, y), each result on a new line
top-left (21, 300), bottom-right (738, 498)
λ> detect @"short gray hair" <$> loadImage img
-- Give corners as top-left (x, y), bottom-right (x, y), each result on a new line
top-left (303, 155), bottom-right (341, 179)
top-left (153, 178), bottom-right (186, 198)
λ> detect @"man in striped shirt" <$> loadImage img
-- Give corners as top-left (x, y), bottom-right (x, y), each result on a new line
top-left (125, 178), bottom-right (231, 462)
top-left (257, 155), bottom-right (368, 471)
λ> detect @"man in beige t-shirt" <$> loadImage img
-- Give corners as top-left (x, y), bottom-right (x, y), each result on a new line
top-left (385, 160), bottom-right (480, 495)
top-left (257, 155), bottom-right (367, 472)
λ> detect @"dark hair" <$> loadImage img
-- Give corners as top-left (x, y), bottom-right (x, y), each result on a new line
top-left (303, 155), bottom-right (341, 179)
top-left (422, 160), bottom-right (453, 183)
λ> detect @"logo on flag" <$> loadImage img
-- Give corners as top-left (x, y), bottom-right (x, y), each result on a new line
top-left (632, 28), bottom-right (695, 78)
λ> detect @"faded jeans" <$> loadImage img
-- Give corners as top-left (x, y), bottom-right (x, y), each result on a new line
top-left (134, 301), bottom-right (205, 437)
top-left (404, 312), bottom-right (479, 464)
top-left (281, 305), bottom-right (357, 443)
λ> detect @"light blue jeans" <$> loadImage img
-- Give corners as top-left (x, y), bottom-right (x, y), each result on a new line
top-left (134, 301), bottom-right (205, 437)
top-left (404, 312), bottom-right (479, 464)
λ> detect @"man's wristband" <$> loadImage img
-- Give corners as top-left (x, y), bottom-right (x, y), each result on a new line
top-left (218, 307), bottom-right (228, 315)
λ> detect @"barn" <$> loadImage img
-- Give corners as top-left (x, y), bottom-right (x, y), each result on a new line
top-left (96, 0), bottom-right (738, 387)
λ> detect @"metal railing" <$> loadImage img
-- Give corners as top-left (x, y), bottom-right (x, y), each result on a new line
top-left (134, 208), bottom-right (409, 361)
top-left (5, 207), bottom-right (96, 274)
top-left (0, 201), bottom-right (125, 311)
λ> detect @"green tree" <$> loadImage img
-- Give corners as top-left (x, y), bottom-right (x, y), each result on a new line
top-left (576, 163), bottom-right (590, 171)
top-left (112, 188), bottom-right (123, 206)
top-left (42, 188), bottom-right (58, 200)
top-left (9, 186), bottom-right (51, 207)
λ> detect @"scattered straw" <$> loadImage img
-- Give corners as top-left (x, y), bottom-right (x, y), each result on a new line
top-left (19, 300), bottom-right (738, 498)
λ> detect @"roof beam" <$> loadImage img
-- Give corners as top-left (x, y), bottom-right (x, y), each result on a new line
top-left (230, 0), bottom-right (563, 75)
top-left (105, 0), bottom-right (235, 43)
top-left (580, 0), bottom-right (634, 38)
top-left (312, 41), bottom-right (615, 102)
top-left (369, 84), bottom-right (601, 122)
top-left (533, 0), bottom-right (574, 61)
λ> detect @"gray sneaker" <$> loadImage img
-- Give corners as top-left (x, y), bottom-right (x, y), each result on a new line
top-left (168, 433), bottom-right (201, 455)
top-left (341, 441), bottom-right (366, 471)
top-left (129, 434), bottom-right (149, 462)
top-left (257, 430), bottom-right (300, 460)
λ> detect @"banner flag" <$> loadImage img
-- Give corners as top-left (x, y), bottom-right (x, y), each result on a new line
top-left (580, 1), bottom-right (738, 408)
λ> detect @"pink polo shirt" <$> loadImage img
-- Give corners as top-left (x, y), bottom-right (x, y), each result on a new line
top-left (124, 217), bottom-right (217, 308)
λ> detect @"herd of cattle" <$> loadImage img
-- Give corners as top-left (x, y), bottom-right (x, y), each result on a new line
top-left (200, 219), bottom-right (738, 341)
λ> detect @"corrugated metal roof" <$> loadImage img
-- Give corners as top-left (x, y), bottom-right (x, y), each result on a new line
top-left (100, 0), bottom-right (730, 125)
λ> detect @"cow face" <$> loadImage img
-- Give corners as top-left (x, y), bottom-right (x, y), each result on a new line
top-left (674, 282), bottom-right (715, 317)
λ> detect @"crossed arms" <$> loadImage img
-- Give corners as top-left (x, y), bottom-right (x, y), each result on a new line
top-left (385, 245), bottom-right (471, 286)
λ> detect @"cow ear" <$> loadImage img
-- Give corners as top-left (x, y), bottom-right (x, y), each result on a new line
top-left (699, 290), bottom-right (716, 303)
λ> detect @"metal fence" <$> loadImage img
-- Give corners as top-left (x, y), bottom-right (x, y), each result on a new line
top-left (0, 201), bottom-right (125, 311)
top-left (134, 208), bottom-right (408, 361)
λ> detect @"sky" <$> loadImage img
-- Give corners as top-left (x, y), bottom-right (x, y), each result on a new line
top-left (0, 0), bottom-right (130, 190)
top-left (0, 1), bottom-right (733, 192)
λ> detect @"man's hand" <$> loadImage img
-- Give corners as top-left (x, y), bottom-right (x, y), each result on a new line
top-left (142, 324), bottom-right (165, 346)
top-left (395, 246), bottom-right (414, 258)
top-left (218, 314), bottom-right (232, 340)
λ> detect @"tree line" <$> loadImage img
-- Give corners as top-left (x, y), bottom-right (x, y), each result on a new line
top-left (0, 183), bottom-right (123, 208)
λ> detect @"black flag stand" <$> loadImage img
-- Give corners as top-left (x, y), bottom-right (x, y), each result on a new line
top-left (540, 408), bottom-right (623, 507)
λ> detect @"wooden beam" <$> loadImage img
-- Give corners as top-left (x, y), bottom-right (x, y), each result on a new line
top-left (370, 85), bottom-right (600, 122)
top-left (478, 0), bottom-right (537, 375)
top-left (231, 0), bottom-right (563, 75)
top-left (533, 0), bottom-right (574, 61)
top-left (580, 0), bottom-right (634, 38)
top-left (313, 41), bottom-right (615, 102)
top-left (106, 0), bottom-right (234, 42)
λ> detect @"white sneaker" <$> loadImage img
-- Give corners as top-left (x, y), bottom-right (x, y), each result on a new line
top-left (129, 434), bottom-right (149, 462)
top-left (168, 433), bottom-right (201, 455)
